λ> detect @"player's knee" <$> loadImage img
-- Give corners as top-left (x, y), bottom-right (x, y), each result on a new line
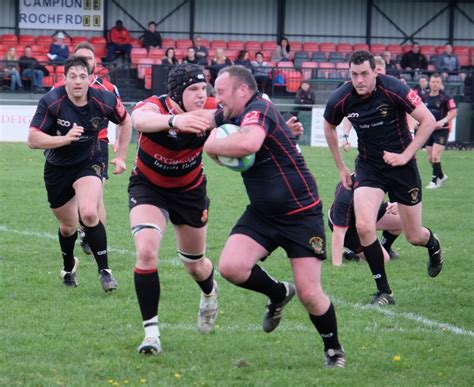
top-left (219, 259), bottom-right (244, 283)
top-left (59, 224), bottom-right (77, 237)
top-left (136, 243), bottom-right (158, 265)
top-left (356, 221), bottom-right (373, 240)
top-left (297, 285), bottom-right (326, 312)
top-left (79, 209), bottom-right (99, 226)
top-left (405, 232), bottom-right (424, 246)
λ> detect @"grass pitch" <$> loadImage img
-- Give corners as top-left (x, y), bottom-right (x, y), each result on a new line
top-left (0, 143), bottom-right (473, 386)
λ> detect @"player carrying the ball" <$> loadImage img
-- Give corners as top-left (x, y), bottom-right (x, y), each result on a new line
top-left (204, 65), bottom-right (345, 368)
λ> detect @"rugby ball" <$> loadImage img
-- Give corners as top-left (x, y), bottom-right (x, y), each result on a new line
top-left (215, 124), bottom-right (255, 172)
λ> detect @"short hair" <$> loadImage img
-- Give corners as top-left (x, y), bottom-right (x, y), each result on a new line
top-left (218, 65), bottom-right (257, 92)
top-left (148, 21), bottom-right (156, 26)
top-left (24, 45), bottom-right (32, 50)
top-left (349, 50), bottom-right (375, 70)
top-left (374, 55), bottom-right (386, 70)
top-left (65, 56), bottom-right (91, 75)
top-left (74, 41), bottom-right (95, 54)
top-left (430, 72), bottom-right (442, 80)
top-left (255, 51), bottom-right (263, 57)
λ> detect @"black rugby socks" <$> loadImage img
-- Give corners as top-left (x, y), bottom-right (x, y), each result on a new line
top-left (196, 268), bottom-right (215, 295)
top-left (134, 268), bottom-right (160, 321)
top-left (363, 239), bottom-right (392, 294)
top-left (236, 264), bottom-right (287, 303)
top-left (309, 303), bottom-right (341, 351)
top-left (381, 230), bottom-right (399, 252)
top-left (83, 221), bottom-right (109, 271)
top-left (58, 229), bottom-right (77, 272)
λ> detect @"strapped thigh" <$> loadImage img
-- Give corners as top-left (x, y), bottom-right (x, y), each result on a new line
top-left (132, 223), bottom-right (163, 239)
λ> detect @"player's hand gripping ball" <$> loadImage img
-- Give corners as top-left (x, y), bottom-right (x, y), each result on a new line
top-left (215, 124), bottom-right (255, 172)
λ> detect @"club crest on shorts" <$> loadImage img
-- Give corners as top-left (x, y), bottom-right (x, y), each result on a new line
top-left (91, 164), bottom-right (103, 176)
top-left (409, 188), bottom-right (420, 204)
top-left (309, 236), bottom-right (325, 255)
top-left (201, 209), bottom-right (208, 223)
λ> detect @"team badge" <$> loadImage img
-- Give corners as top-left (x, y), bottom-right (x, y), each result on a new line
top-left (90, 117), bottom-right (102, 131)
top-left (201, 209), bottom-right (208, 223)
top-left (91, 164), bottom-right (103, 177)
top-left (408, 188), bottom-right (420, 204)
top-left (309, 236), bottom-right (325, 255)
top-left (377, 104), bottom-right (389, 117)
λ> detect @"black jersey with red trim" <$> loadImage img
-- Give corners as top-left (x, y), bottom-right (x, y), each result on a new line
top-left (324, 74), bottom-right (422, 163)
top-left (422, 91), bottom-right (456, 130)
top-left (54, 76), bottom-right (120, 141)
top-left (30, 86), bottom-right (127, 166)
top-left (328, 182), bottom-right (354, 229)
top-left (131, 95), bottom-right (210, 191)
top-left (215, 92), bottom-right (320, 217)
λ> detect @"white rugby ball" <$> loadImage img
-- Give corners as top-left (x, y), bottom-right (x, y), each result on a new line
top-left (215, 124), bottom-right (255, 172)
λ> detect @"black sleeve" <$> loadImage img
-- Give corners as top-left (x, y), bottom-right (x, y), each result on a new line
top-left (30, 97), bottom-right (55, 133)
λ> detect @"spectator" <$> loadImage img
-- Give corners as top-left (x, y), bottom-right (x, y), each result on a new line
top-left (192, 35), bottom-right (209, 63)
top-left (382, 51), bottom-right (398, 76)
top-left (251, 51), bottom-right (271, 93)
top-left (2, 47), bottom-right (22, 91)
top-left (162, 47), bottom-right (179, 65)
top-left (106, 20), bottom-right (132, 63)
top-left (47, 32), bottom-right (69, 65)
top-left (143, 21), bottom-right (162, 50)
top-left (435, 43), bottom-right (467, 83)
top-left (400, 43), bottom-right (428, 71)
top-left (295, 80), bottom-right (316, 106)
top-left (19, 46), bottom-right (46, 91)
top-left (272, 37), bottom-right (291, 62)
top-left (209, 48), bottom-right (232, 82)
top-left (234, 50), bottom-right (253, 73)
top-left (182, 47), bottom-right (199, 64)
top-left (414, 75), bottom-right (430, 96)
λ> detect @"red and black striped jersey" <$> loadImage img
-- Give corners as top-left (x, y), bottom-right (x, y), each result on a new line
top-left (215, 92), bottom-right (320, 217)
top-left (131, 95), bottom-right (211, 191)
top-left (421, 91), bottom-right (456, 130)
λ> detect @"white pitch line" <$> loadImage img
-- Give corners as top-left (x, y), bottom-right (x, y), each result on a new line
top-left (1, 224), bottom-right (474, 338)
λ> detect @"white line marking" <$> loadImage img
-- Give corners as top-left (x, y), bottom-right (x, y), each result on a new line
top-left (2, 224), bottom-right (473, 337)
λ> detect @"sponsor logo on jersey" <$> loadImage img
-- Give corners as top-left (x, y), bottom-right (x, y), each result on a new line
top-left (347, 112), bottom-right (359, 118)
top-left (241, 110), bottom-right (260, 126)
top-left (57, 118), bottom-right (71, 127)
top-left (407, 89), bottom-right (421, 106)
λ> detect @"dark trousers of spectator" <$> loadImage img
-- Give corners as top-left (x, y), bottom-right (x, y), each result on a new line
top-left (106, 43), bottom-right (132, 63)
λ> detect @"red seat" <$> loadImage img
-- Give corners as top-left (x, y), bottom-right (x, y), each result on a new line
top-left (454, 46), bottom-right (470, 67)
top-left (174, 48), bottom-right (187, 60)
top-left (420, 45), bottom-right (436, 59)
top-left (223, 49), bottom-right (237, 61)
top-left (276, 61), bottom-right (294, 68)
top-left (291, 41), bottom-right (303, 52)
top-left (435, 45), bottom-right (445, 55)
top-left (198, 39), bottom-right (210, 48)
top-left (261, 41), bottom-right (277, 51)
top-left (336, 62), bottom-right (350, 79)
top-left (401, 44), bottom-right (412, 53)
top-left (285, 70), bottom-right (302, 93)
top-left (302, 42), bottom-right (319, 53)
top-left (176, 39), bottom-right (192, 49)
top-left (336, 43), bottom-right (353, 53)
top-left (72, 36), bottom-right (88, 46)
top-left (36, 35), bottom-right (53, 46)
top-left (90, 36), bottom-right (106, 57)
top-left (320, 42), bottom-right (336, 53)
top-left (161, 38), bottom-right (175, 48)
top-left (210, 40), bottom-right (226, 49)
top-left (131, 48), bottom-right (148, 66)
top-left (130, 38), bottom-right (142, 48)
top-left (148, 47), bottom-right (165, 59)
top-left (353, 43), bottom-right (369, 52)
top-left (317, 62), bottom-right (336, 79)
top-left (370, 43), bottom-right (386, 55)
top-left (301, 61), bottom-right (319, 79)
top-left (19, 35), bottom-right (36, 45)
top-left (227, 40), bottom-right (245, 50)
top-left (245, 41), bottom-right (261, 51)
top-left (386, 44), bottom-right (403, 55)
top-left (2, 34), bottom-right (18, 45)
top-left (137, 58), bottom-right (154, 79)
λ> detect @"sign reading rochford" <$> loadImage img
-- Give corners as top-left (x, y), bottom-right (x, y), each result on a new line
top-left (19, 0), bottom-right (104, 31)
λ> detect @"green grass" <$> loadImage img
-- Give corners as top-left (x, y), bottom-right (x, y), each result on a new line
top-left (0, 142), bottom-right (473, 386)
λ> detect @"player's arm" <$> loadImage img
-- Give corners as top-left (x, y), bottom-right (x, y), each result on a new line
top-left (341, 117), bottom-right (352, 151)
top-left (383, 103), bottom-right (436, 166)
top-left (436, 103), bottom-right (457, 129)
top-left (131, 102), bottom-right (209, 134)
top-left (110, 113), bottom-right (132, 175)
top-left (27, 123), bottom-right (84, 149)
top-left (204, 124), bottom-right (265, 158)
top-left (324, 119), bottom-right (352, 188)
top-left (331, 226), bottom-right (348, 267)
